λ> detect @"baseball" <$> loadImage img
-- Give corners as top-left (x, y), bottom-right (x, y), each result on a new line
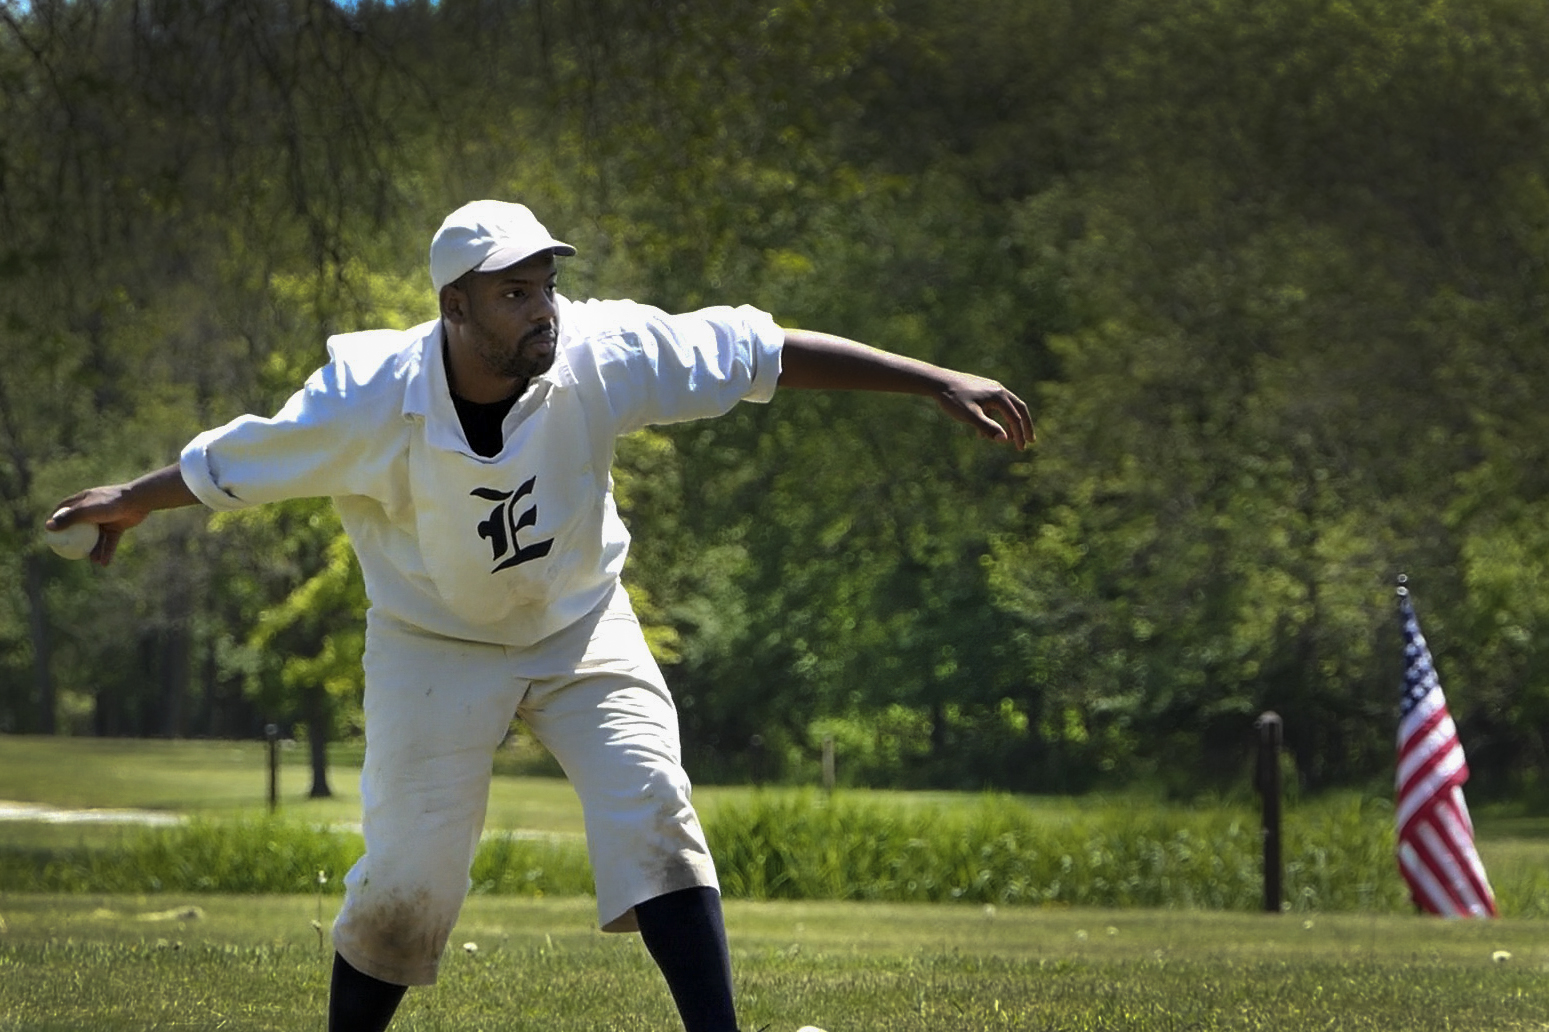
top-left (45, 509), bottom-right (99, 560)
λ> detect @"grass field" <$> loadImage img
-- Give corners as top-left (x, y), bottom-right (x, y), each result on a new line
top-left (3, 892), bottom-right (1548, 1031)
top-left (0, 734), bottom-right (1086, 847)
top-left (0, 734), bottom-right (582, 838)
top-left (4, 734), bottom-right (1546, 911)
top-left (3, 735), bottom-right (1548, 1030)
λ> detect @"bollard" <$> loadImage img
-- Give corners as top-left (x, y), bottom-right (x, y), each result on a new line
top-left (266, 723), bottom-right (280, 813)
top-left (1255, 711), bottom-right (1283, 913)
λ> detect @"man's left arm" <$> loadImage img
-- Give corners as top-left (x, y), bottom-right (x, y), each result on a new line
top-left (778, 329), bottom-right (1034, 449)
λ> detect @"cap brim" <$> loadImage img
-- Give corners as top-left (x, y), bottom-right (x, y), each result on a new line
top-left (474, 241), bottom-right (578, 274)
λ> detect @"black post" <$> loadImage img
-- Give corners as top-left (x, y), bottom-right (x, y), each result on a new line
top-left (266, 723), bottom-right (280, 813)
top-left (1255, 711), bottom-right (1283, 913)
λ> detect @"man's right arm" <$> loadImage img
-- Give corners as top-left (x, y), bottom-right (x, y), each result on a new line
top-left (47, 463), bottom-right (200, 567)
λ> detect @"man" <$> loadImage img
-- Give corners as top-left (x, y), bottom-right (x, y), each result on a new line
top-left (48, 199), bottom-right (1033, 1032)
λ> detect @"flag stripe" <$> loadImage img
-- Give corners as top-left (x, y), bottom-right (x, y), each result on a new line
top-left (1397, 689), bottom-right (1447, 744)
top-left (1396, 746), bottom-right (1465, 834)
top-left (1435, 788), bottom-right (1495, 914)
top-left (1399, 839), bottom-right (1460, 916)
top-left (1397, 732), bottom-right (1462, 804)
top-left (1396, 706), bottom-right (1452, 783)
top-left (1414, 818), bottom-right (1484, 915)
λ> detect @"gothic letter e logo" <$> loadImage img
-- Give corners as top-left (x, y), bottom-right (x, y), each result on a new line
top-left (471, 477), bottom-right (555, 573)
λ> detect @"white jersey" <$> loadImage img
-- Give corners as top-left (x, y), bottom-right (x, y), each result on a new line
top-left (180, 296), bottom-right (784, 647)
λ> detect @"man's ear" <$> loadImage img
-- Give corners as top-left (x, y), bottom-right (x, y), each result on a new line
top-left (439, 282), bottom-right (468, 323)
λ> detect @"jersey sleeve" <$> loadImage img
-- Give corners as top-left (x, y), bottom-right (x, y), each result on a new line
top-left (576, 300), bottom-right (785, 435)
top-left (180, 357), bottom-right (400, 511)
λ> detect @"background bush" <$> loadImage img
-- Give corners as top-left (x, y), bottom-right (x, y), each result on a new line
top-left (10, 794), bottom-right (1548, 916)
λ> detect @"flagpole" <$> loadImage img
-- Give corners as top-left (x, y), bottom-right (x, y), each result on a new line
top-left (1394, 572), bottom-right (1417, 916)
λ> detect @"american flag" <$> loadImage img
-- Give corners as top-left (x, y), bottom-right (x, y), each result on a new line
top-left (1395, 585), bottom-right (1497, 917)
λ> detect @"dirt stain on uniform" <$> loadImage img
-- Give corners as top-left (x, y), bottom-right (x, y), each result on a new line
top-left (350, 887), bottom-right (455, 976)
top-left (650, 798), bottom-right (710, 887)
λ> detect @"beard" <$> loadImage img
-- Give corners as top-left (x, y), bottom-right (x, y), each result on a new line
top-left (466, 310), bottom-right (557, 383)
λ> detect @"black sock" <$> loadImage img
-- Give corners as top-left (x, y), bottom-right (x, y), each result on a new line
top-left (635, 886), bottom-right (738, 1032)
top-left (328, 952), bottom-right (408, 1032)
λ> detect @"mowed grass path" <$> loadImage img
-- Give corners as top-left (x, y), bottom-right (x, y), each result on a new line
top-left (0, 735), bottom-right (1039, 846)
top-left (0, 734), bottom-right (584, 839)
top-left (2, 893), bottom-right (1547, 1031)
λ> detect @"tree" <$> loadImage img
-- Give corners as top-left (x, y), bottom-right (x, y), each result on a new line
top-left (0, 0), bottom-right (416, 738)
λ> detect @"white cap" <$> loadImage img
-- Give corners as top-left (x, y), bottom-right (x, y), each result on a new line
top-left (429, 200), bottom-right (576, 292)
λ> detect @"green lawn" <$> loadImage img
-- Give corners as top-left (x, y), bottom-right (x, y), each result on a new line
top-left (3, 735), bottom-right (1548, 1029)
top-left (5, 733), bottom-right (1548, 912)
top-left (1, 893), bottom-right (1545, 1031)
top-left (0, 734), bottom-right (585, 841)
top-left (0, 735), bottom-right (1092, 845)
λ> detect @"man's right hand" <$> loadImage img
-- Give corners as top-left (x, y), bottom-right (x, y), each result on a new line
top-left (46, 464), bottom-right (199, 566)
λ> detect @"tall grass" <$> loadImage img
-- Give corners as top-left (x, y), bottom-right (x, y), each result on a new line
top-left (0, 818), bottom-right (363, 895)
top-left (708, 791), bottom-right (1413, 912)
top-left (0, 818), bottom-right (594, 899)
top-left (6, 792), bottom-right (1547, 915)
top-left (467, 832), bottom-right (595, 897)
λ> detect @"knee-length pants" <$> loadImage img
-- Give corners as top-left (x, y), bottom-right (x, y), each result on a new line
top-left (331, 585), bottom-right (717, 986)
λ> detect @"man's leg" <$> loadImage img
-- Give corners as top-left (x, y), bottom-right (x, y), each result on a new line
top-left (635, 886), bottom-right (738, 1032)
top-left (329, 952), bottom-right (408, 1032)
top-left (330, 614), bottom-right (523, 1022)
top-left (518, 587), bottom-right (734, 1031)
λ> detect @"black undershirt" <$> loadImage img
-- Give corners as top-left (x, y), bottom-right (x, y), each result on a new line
top-left (450, 391), bottom-right (519, 458)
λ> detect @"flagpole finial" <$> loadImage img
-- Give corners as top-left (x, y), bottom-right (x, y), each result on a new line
top-left (1396, 573), bottom-right (1409, 599)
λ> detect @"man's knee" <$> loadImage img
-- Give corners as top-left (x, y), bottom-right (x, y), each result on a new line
top-left (334, 881), bottom-right (464, 987)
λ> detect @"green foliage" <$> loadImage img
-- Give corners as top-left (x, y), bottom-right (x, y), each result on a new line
top-left (20, 790), bottom-right (1549, 917)
top-left (709, 792), bottom-right (1424, 913)
top-left (959, 0), bottom-right (1549, 789)
top-left (0, 817), bottom-right (593, 900)
top-left (240, 505), bottom-right (368, 739)
top-left (9, 0), bottom-right (1549, 798)
top-left (797, 700), bottom-right (1038, 790)
top-left (468, 833), bottom-right (597, 899)
top-left (0, 816), bottom-right (361, 895)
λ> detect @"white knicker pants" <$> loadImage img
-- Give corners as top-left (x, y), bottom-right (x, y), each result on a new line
top-left (331, 585), bottom-right (718, 986)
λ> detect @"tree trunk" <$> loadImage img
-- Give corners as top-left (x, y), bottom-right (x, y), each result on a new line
top-left (200, 644), bottom-right (220, 738)
top-left (158, 549), bottom-right (193, 737)
top-left (23, 552), bottom-right (55, 734)
top-left (302, 683), bottom-right (333, 799)
top-left (160, 625), bottom-right (190, 738)
top-left (930, 699), bottom-right (948, 757)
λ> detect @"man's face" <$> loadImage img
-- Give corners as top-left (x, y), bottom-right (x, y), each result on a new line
top-left (449, 251), bottom-right (560, 383)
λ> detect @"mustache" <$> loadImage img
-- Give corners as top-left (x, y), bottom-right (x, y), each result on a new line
top-left (520, 325), bottom-right (556, 348)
